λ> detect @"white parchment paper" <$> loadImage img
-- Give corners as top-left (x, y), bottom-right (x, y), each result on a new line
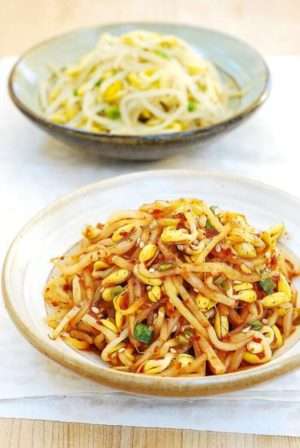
top-left (1, 56), bottom-right (300, 435)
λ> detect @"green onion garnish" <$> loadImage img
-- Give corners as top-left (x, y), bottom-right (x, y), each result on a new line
top-left (105, 106), bottom-right (121, 120)
top-left (205, 219), bottom-right (214, 230)
top-left (154, 49), bottom-right (169, 59)
top-left (187, 101), bottom-right (197, 112)
top-left (134, 323), bottom-right (153, 344)
top-left (259, 278), bottom-right (275, 295)
top-left (249, 320), bottom-right (263, 331)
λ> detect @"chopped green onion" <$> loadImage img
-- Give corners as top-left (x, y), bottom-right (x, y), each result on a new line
top-left (249, 320), bottom-right (263, 331)
top-left (259, 278), bottom-right (275, 295)
top-left (205, 219), bottom-right (214, 229)
top-left (187, 101), bottom-right (197, 112)
top-left (95, 79), bottom-right (102, 87)
top-left (154, 49), bottom-right (169, 59)
top-left (73, 89), bottom-right (79, 96)
top-left (105, 106), bottom-right (121, 120)
top-left (134, 323), bottom-right (153, 344)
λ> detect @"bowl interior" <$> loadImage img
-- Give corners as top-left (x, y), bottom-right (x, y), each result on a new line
top-left (3, 170), bottom-right (300, 397)
top-left (10, 22), bottom-right (269, 133)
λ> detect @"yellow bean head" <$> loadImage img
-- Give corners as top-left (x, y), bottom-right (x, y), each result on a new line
top-left (94, 260), bottom-right (109, 271)
top-left (112, 224), bottom-right (135, 242)
top-left (278, 274), bottom-right (292, 299)
top-left (236, 289), bottom-right (257, 303)
top-left (139, 244), bottom-right (158, 263)
top-left (102, 285), bottom-right (124, 302)
top-left (148, 286), bottom-right (161, 303)
top-left (195, 295), bottom-right (215, 312)
top-left (177, 354), bottom-right (194, 368)
top-left (161, 227), bottom-right (192, 244)
top-left (102, 269), bottom-right (129, 286)
top-left (261, 292), bottom-right (290, 308)
top-left (234, 242), bottom-right (256, 259)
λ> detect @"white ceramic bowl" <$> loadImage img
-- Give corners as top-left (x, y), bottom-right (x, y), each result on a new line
top-left (3, 170), bottom-right (300, 397)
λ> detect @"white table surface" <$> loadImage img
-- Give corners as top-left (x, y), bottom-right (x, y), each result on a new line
top-left (1, 56), bottom-right (300, 436)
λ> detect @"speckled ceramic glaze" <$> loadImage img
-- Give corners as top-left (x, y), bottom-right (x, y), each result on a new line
top-left (8, 23), bottom-right (270, 160)
top-left (2, 170), bottom-right (300, 397)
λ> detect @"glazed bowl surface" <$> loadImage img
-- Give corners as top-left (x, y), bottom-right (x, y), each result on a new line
top-left (8, 23), bottom-right (270, 160)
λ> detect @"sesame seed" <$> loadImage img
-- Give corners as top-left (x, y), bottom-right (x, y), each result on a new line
top-left (170, 348), bottom-right (177, 354)
top-left (91, 306), bottom-right (100, 314)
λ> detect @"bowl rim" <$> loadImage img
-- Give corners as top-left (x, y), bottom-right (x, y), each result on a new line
top-left (8, 21), bottom-right (271, 146)
top-left (2, 169), bottom-right (300, 398)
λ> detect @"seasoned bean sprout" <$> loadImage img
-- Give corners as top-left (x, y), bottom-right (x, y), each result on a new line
top-left (45, 198), bottom-right (300, 376)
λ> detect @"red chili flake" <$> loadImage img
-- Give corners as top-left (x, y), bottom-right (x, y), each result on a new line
top-left (269, 254), bottom-right (277, 269)
top-left (122, 294), bottom-right (129, 309)
top-left (100, 301), bottom-right (114, 312)
top-left (120, 231), bottom-right (131, 239)
top-left (205, 228), bottom-right (218, 238)
top-left (156, 253), bottom-right (165, 263)
top-left (110, 355), bottom-right (121, 367)
top-left (175, 213), bottom-right (186, 225)
top-left (165, 301), bottom-right (176, 317)
top-left (209, 246), bottom-right (233, 261)
top-left (179, 316), bottom-right (186, 326)
top-left (253, 282), bottom-right (265, 300)
top-left (106, 308), bottom-right (115, 319)
top-left (105, 255), bottom-right (114, 264)
top-left (152, 209), bottom-right (163, 219)
top-left (253, 336), bottom-right (262, 343)
top-left (222, 334), bottom-right (231, 342)
top-left (63, 284), bottom-right (71, 292)
top-left (191, 334), bottom-right (200, 342)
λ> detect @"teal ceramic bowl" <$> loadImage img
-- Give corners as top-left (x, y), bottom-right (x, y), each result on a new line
top-left (8, 23), bottom-right (270, 161)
